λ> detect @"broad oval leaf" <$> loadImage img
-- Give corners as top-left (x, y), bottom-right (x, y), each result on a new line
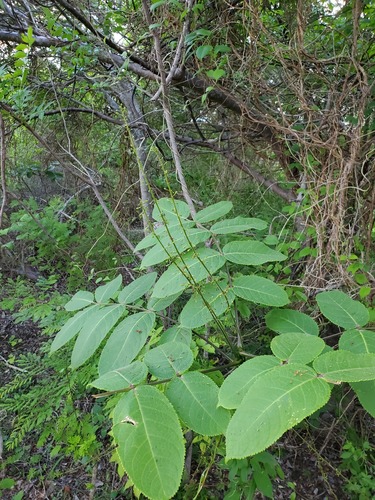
top-left (140, 227), bottom-right (210, 268)
top-left (118, 273), bottom-right (157, 305)
top-left (152, 197), bottom-right (190, 223)
top-left (50, 304), bottom-right (100, 353)
top-left (223, 241), bottom-right (287, 265)
top-left (135, 220), bottom-right (195, 252)
top-left (226, 364), bottom-right (331, 459)
top-left (211, 217), bottom-right (267, 234)
top-left (65, 290), bottom-right (94, 311)
top-left (166, 372), bottom-right (231, 436)
top-left (194, 201), bottom-right (233, 223)
top-left (152, 248), bottom-right (226, 299)
top-left (112, 386), bottom-right (185, 500)
top-left (233, 275), bottom-right (289, 307)
top-left (70, 304), bottom-right (126, 369)
top-left (98, 311), bottom-right (155, 376)
top-left (350, 381), bottom-right (375, 418)
top-left (148, 291), bottom-right (183, 312)
top-left (271, 333), bottom-right (325, 364)
top-left (313, 351), bottom-right (375, 383)
top-left (95, 275), bottom-right (122, 303)
top-left (159, 325), bottom-right (192, 346)
top-left (89, 361), bottom-right (148, 391)
top-left (180, 280), bottom-right (235, 328)
top-left (338, 329), bottom-right (375, 354)
top-left (218, 355), bottom-right (280, 409)
top-left (316, 291), bottom-right (369, 329)
top-left (144, 341), bottom-right (193, 378)
top-left (265, 309), bottom-right (319, 336)
top-left (196, 44), bottom-right (213, 60)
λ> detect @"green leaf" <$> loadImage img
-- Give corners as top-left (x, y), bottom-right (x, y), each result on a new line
top-left (152, 248), bottom-right (226, 298)
top-left (89, 361), bottom-right (148, 391)
top-left (95, 275), bottom-right (122, 303)
top-left (148, 291), bottom-right (183, 311)
top-left (118, 273), bottom-right (157, 305)
top-left (180, 280), bottom-right (235, 328)
top-left (206, 68), bottom-right (226, 80)
top-left (140, 227), bottom-right (210, 268)
top-left (166, 372), bottom-right (231, 436)
top-left (196, 44), bottom-right (213, 59)
top-left (144, 341), bottom-right (193, 378)
top-left (194, 201), bottom-right (233, 223)
top-left (218, 356), bottom-right (280, 409)
top-left (271, 333), bottom-right (325, 364)
top-left (112, 386), bottom-right (185, 500)
top-left (135, 220), bottom-right (195, 251)
top-left (226, 364), bottom-right (331, 459)
top-left (223, 241), bottom-right (287, 265)
top-left (152, 198), bottom-right (190, 223)
top-left (65, 290), bottom-right (94, 311)
top-left (233, 275), bottom-right (289, 307)
top-left (339, 329), bottom-right (375, 354)
top-left (0, 478), bottom-right (15, 489)
top-left (313, 351), bottom-right (375, 382)
top-left (71, 304), bottom-right (126, 369)
top-left (98, 312), bottom-right (155, 375)
top-left (350, 381), bottom-right (375, 417)
top-left (159, 325), bottom-right (192, 346)
top-left (265, 309), bottom-right (319, 336)
top-left (316, 291), bottom-right (369, 329)
top-left (211, 217), bottom-right (267, 234)
top-left (50, 304), bottom-right (99, 353)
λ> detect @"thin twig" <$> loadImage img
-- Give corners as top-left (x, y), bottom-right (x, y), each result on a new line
top-left (0, 112), bottom-right (7, 228)
top-left (142, 0), bottom-right (196, 217)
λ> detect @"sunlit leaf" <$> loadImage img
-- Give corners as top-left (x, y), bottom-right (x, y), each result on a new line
top-left (113, 386), bottom-right (185, 500)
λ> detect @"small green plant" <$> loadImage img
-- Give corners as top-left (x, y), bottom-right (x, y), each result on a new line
top-left (49, 198), bottom-right (375, 500)
top-left (340, 439), bottom-right (375, 498)
top-left (220, 452), bottom-right (284, 499)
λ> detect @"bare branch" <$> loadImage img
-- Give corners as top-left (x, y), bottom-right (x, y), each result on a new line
top-left (0, 112), bottom-right (7, 228)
